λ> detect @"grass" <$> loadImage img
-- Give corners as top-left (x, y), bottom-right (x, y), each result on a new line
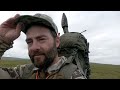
top-left (0, 60), bottom-right (120, 79)
top-left (90, 63), bottom-right (120, 79)
top-left (0, 59), bottom-right (31, 67)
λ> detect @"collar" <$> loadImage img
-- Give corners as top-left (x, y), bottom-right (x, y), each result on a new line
top-left (46, 56), bottom-right (67, 74)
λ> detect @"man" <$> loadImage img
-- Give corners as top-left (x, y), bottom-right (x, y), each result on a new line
top-left (0, 13), bottom-right (86, 79)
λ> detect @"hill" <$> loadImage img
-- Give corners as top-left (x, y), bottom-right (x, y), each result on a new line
top-left (1, 57), bottom-right (29, 60)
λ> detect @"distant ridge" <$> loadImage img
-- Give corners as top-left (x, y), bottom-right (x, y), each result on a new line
top-left (1, 57), bottom-right (29, 60)
top-left (1, 57), bottom-right (119, 65)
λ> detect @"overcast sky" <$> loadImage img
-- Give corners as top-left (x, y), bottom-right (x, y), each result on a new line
top-left (0, 11), bottom-right (120, 65)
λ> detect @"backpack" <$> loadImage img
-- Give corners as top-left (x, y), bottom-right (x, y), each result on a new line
top-left (58, 32), bottom-right (90, 79)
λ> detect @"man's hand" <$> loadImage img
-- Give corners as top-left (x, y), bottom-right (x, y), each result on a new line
top-left (0, 14), bottom-right (22, 44)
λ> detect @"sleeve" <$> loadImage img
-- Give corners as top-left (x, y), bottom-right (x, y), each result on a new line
top-left (0, 67), bottom-right (20, 79)
top-left (0, 64), bottom-right (28, 79)
top-left (71, 69), bottom-right (87, 79)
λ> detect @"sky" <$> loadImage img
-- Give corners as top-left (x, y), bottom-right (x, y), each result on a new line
top-left (0, 11), bottom-right (120, 65)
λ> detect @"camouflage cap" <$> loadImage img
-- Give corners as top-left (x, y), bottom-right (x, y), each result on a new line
top-left (15, 13), bottom-right (58, 34)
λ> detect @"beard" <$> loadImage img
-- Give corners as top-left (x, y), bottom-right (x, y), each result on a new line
top-left (29, 43), bottom-right (58, 72)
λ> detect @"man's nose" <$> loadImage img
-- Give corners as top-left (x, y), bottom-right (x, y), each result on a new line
top-left (30, 41), bottom-right (41, 52)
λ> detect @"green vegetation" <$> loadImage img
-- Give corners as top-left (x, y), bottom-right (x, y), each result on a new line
top-left (0, 60), bottom-right (120, 79)
top-left (0, 60), bottom-right (30, 67)
top-left (90, 63), bottom-right (120, 79)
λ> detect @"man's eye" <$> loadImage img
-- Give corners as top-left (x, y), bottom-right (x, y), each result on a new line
top-left (40, 38), bottom-right (44, 40)
top-left (26, 41), bottom-right (32, 44)
top-left (38, 38), bottom-right (46, 41)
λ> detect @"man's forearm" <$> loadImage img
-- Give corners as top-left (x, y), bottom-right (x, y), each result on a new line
top-left (0, 36), bottom-right (13, 59)
top-left (0, 50), bottom-right (5, 59)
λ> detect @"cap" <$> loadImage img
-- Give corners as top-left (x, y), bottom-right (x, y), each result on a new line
top-left (15, 13), bottom-right (58, 34)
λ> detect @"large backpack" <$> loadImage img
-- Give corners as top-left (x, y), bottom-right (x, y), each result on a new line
top-left (58, 32), bottom-right (90, 79)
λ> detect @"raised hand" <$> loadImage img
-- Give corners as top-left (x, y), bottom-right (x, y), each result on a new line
top-left (0, 14), bottom-right (22, 44)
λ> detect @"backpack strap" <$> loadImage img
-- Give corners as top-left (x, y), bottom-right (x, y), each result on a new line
top-left (71, 48), bottom-right (86, 78)
top-left (54, 47), bottom-right (87, 79)
top-left (57, 49), bottom-right (86, 79)
top-left (58, 62), bottom-right (77, 79)
top-left (75, 53), bottom-right (87, 78)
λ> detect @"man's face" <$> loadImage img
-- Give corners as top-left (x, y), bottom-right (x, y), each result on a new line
top-left (26, 26), bottom-right (60, 71)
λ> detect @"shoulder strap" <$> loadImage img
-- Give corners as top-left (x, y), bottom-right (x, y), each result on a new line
top-left (75, 53), bottom-right (87, 78)
top-left (58, 48), bottom-right (86, 79)
top-left (58, 62), bottom-right (77, 79)
top-left (72, 48), bottom-right (86, 78)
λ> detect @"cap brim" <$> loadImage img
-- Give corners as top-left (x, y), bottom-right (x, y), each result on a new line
top-left (15, 15), bottom-right (54, 34)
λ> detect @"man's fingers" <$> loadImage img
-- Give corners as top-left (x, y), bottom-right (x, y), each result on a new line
top-left (1, 14), bottom-right (20, 28)
top-left (2, 14), bottom-right (20, 24)
top-left (15, 23), bottom-right (23, 34)
top-left (1, 18), bottom-right (13, 26)
top-left (14, 14), bottom-right (20, 19)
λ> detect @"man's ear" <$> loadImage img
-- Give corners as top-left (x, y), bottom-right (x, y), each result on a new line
top-left (56, 33), bottom-right (60, 48)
